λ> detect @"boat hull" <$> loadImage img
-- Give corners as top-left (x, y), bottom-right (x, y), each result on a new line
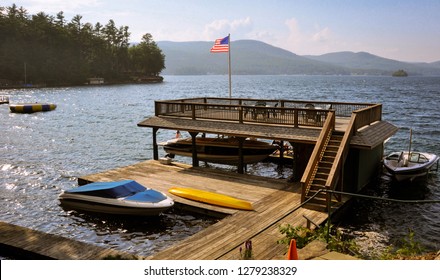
top-left (383, 151), bottom-right (439, 182)
top-left (59, 195), bottom-right (173, 216)
top-left (59, 180), bottom-right (174, 216)
top-left (161, 137), bottom-right (277, 165)
top-left (168, 187), bottom-right (253, 210)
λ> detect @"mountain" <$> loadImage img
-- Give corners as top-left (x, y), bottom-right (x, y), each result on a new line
top-left (157, 40), bottom-right (440, 76)
top-left (305, 52), bottom-right (440, 76)
top-left (158, 40), bottom-right (349, 75)
top-left (428, 61), bottom-right (440, 68)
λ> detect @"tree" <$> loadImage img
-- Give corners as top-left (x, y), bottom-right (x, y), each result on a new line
top-left (0, 4), bottom-right (164, 86)
top-left (129, 33), bottom-right (165, 76)
top-left (55, 11), bottom-right (65, 27)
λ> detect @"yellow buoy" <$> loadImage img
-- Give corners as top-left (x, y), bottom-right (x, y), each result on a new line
top-left (9, 103), bottom-right (56, 113)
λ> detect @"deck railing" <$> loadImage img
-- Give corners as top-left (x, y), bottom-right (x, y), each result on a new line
top-left (154, 98), bottom-right (376, 128)
top-left (352, 103), bottom-right (382, 130)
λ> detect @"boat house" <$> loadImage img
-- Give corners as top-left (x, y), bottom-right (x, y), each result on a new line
top-left (86, 77), bottom-right (105, 85)
top-left (138, 97), bottom-right (397, 210)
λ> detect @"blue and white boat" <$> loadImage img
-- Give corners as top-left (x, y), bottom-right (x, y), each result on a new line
top-left (59, 180), bottom-right (174, 216)
top-left (383, 151), bottom-right (439, 182)
top-left (383, 129), bottom-right (439, 182)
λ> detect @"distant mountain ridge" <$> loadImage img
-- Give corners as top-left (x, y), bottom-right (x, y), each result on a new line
top-left (305, 52), bottom-right (440, 76)
top-left (157, 40), bottom-right (440, 76)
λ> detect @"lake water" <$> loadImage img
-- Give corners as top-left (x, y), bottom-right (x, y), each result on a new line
top-left (1, 75), bottom-right (439, 258)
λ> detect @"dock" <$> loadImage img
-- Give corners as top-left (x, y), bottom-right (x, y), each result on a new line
top-left (78, 160), bottom-right (327, 259)
top-left (77, 97), bottom-right (397, 259)
top-left (1, 97), bottom-right (398, 260)
top-left (0, 221), bottom-right (136, 260)
top-left (0, 95), bottom-right (9, 104)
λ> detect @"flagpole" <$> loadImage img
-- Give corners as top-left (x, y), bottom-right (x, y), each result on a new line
top-left (228, 34), bottom-right (232, 99)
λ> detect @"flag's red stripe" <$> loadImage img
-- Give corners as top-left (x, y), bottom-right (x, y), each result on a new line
top-left (210, 36), bottom-right (229, 53)
top-left (210, 46), bottom-right (229, 52)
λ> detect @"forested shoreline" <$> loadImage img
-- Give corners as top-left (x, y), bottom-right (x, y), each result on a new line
top-left (0, 4), bottom-right (165, 87)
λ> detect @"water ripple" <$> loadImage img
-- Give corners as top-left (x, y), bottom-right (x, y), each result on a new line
top-left (1, 76), bottom-right (439, 257)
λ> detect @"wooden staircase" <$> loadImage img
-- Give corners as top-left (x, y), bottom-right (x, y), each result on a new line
top-left (301, 110), bottom-right (357, 212)
top-left (304, 132), bottom-right (344, 211)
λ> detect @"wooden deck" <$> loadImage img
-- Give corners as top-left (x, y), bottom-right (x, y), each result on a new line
top-left (0, 222), bottom-right (135, 260)
top-left (75, 98), bottom-right (397, 259)
top-left (79, 160), bottom-right (292, 217)
top-left (141, 97), bottom-right (397, 150)
top-left (139, 116), bottom-right (396, 150)
top-left (79, 160), bottom-right (328, 259)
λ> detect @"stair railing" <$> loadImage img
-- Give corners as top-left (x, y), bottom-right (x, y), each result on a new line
top-left (301, 111), bottom-right (335, 202)
top-left (324, 103), bottom-right (383, 207)
top-left (324, 113), bottom-right (357, 206)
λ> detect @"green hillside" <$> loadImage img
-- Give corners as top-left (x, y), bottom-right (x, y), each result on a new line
top-left (158, 40), bottom-right (440, 76)
top-left (158, 40), bottom-right (349, 75)
top-left (305, 52), bottom-right (440, 76)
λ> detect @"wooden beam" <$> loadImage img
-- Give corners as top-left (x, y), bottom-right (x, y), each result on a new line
top-left (190, 131), bottom-right (199, 167)
top-left (237, 137), bottom-right (244, 174)
top-left (152, 128), bottom-right (158, 160)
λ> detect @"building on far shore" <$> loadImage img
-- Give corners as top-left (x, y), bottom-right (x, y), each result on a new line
top-left (87, 78), bottom-right (105, 85)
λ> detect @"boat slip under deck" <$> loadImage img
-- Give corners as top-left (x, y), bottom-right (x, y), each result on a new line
top-left (78, 160), bottom-right (328, 259)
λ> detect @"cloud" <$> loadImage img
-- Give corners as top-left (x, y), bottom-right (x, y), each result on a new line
top-left (22, 0), bottom-right (101, 14)
top-left (277, 18), bottom-right (302, 52)
top-left (312, 27), bottom-right (331, 42)
top-left (285, 18), bottom-right (301, 42)
top-left (278, 18), bottom-right (337, 55)
top-left (203, 17), bottom-right (253, 40)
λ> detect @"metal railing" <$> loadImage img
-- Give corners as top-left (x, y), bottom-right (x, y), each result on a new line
top-left (154, 97), bottom-right (377, 128)
top-left (290, 188), bottom-right (440, 248)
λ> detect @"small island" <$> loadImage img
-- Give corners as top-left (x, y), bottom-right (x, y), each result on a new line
top-left (392, 69), bottom-right (408, 77)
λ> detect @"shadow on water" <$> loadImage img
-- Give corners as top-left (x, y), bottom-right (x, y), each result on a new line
top-left (60, 206), bottom-right (171, 234)
top-left (338, 171), bottom-right (440, 257)
top-left (60, 206), bottom-right (218, 237)
top-left (387, 178), bottom-right (433, 201)
top-left (54, 205), bottom-right (218, 257)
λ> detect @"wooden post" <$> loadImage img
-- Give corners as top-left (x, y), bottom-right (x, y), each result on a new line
top-left (190, 132), bottom-right (199, 167)
top-left (239, 106), bottom-right (243, 124)
top-left (152, 128), bottom-right (159, 160)
top-left (291, 142), bottom-right (298, 181)
top-left (237, 137), bottom-right (245, 174)
top-left (279, 140), bottom-right (284, 161)
top-left (191, 104), bottom-right (196, 119)
top-left (294, 109), bottom-right (298, 127)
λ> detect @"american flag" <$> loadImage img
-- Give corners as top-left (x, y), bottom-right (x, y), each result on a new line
top-left (210, 36), bottom-right (229, 53)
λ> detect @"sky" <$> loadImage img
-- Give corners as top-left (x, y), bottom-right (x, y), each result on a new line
top-left (5, 0), bottom-right (440, 62)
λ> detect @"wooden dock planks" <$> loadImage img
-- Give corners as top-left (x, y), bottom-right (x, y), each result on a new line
top-left (79, 160), bottom-right (291, 217)
top-left (0, 222), bottom-right (135, 260)
top-left (77, 160), bottom-right (328, 260)
top-left (1, 160), bottom-right (328, 260)
top-left (147, 187), bottom-right (327, 260)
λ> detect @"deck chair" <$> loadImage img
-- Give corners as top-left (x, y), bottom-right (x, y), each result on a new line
top-left (252, 101), bottom-right (267, 119)
top-left (304, 103), bottom-right (318, 124)
top-left (267, 102), bottom-right (278, 118)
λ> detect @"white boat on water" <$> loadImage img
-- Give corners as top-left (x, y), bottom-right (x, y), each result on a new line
top-left (160, 136), bottom-right (278, 165)
top-left (59, 180), bottom-right (174, 216)
top-left (383, 151), bottom-right (439, 182)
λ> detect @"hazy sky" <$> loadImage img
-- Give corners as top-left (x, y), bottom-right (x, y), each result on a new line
top-left (6, 0), bottom-right (440, 62)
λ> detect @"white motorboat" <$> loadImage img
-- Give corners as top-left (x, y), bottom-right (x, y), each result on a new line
top-left (383, 151), bottom-right (439, 182)
top-left (59, 180), bottom-right (174, 216)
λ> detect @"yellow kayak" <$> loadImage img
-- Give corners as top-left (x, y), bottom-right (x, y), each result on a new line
top-left (168, 187), bottom-right (253, 211)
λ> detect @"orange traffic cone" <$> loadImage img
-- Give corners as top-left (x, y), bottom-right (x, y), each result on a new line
top-left (287, 239), bottom-right (299, 260)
